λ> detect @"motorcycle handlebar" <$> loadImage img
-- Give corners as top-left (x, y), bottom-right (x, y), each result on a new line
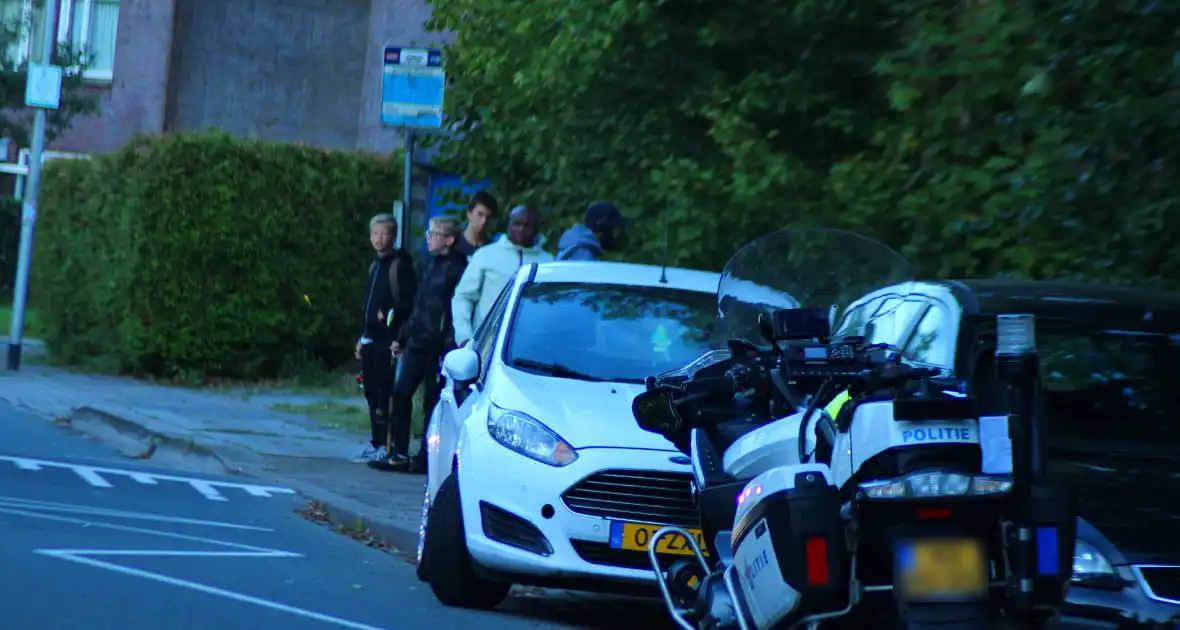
top-left (657, 342), bottom-right (941, 411)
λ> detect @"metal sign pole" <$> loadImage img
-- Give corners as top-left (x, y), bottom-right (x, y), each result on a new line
top-left (8, 0), bottom-right (62, 371)
top-left (402, 128), bottom-right (414, 251)
top-left (380, 46), bottom-right (444, 256)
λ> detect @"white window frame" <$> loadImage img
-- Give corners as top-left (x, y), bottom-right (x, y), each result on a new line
top-left (10, 0), bottom-right (116, 82)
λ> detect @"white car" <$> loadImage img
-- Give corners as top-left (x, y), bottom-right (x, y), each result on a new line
top-left (415, 260), bottom-right (720, 609)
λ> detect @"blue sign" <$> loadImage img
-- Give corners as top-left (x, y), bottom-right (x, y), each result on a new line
top-left (381, 47), bottom-right (445, 129)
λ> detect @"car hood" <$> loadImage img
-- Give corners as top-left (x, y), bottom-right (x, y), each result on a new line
top-left (490, 367), bottom-right (680, 452)
top-left (1050, 451), bottom-right (1180, 563)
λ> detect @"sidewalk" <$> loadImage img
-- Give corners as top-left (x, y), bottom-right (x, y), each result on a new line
top-left (0, 362), bottom-right (428, 555)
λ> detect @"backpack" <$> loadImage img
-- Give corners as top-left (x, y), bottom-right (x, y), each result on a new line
top-left (368, 250), bottom-right (411, 305)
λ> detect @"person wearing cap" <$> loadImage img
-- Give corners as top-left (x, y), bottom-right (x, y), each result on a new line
top-left (451, 205), bottom-right (554, 346)
top-left (556, 202), bottom-right (626, 261)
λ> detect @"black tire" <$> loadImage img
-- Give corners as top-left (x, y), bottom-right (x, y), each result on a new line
top-left (421, 473), bottom-right (512, 609)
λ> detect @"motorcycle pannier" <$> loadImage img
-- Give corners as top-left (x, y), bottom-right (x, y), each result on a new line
top-left (731, 469), bottom-right (850, 625)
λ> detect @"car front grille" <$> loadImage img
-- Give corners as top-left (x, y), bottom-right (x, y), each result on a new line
top-left (561, 469), bottom-right (698, 528)
top-left (1135, 565), bottom-right (1180, 604)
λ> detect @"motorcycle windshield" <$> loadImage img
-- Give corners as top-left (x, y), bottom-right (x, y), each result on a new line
top-left (711, 228), bottom-right (917, 347)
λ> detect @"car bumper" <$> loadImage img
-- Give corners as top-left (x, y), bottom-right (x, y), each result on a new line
top-left (457, 434), bottom-right (696, 590)
top-left (1061, 567), bottom-right (1180, 629)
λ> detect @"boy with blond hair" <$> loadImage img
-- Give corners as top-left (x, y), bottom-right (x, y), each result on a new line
top-left (354, 213), bottom-right (416, 463)
top-left (373, 215), bottom-right (468, 472)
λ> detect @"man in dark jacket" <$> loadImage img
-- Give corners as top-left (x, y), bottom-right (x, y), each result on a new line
top-left (354, 213), bottom-right (416, 463)
top-left (556, 201), bottom-right (626, 261)
top-left (379, 216), bottom-right (469, 472)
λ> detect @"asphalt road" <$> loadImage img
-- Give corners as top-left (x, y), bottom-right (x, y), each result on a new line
top-left (0, 402), bottom-right (672, 630)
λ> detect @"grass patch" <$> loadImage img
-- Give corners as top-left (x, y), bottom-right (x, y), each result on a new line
top-left (204, 361), bottom-right (360, 398)
top-left (270, 401), bottom-right (369, 434)
top-left (270, 389), bottom-right (427, 439)
top-left (0, 304), bottom-right (42, 337)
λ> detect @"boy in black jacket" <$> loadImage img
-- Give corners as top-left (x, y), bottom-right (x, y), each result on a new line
top-left (354, 213), bottom-right (416, 463)
top-left (379, 216), bottom-right (468, 472)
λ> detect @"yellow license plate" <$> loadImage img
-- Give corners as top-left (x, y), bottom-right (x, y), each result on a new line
top-left (896, 537), bottom-right (987, 601)
top-left (610, 521), bottom-right (709, 556)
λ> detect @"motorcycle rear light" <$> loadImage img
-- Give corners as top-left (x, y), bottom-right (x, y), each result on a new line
top-left (858, 472), bottom-right (1012, 500)
top-left (805, 536), bottom-right (829, 586)
top-left (916, 507), bottom-right (954, 520)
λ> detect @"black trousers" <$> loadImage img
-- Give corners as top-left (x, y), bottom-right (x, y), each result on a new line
top-left (360, 342), bottom-right (396, 448)
top-left (391, 347), bottom-right (444, 459)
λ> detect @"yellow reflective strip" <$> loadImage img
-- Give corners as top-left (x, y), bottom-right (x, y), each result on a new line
top-left (823, 388), bottom-right (851, 420)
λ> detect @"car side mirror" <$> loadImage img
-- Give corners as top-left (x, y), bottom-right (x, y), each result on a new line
top-left (442, 347), bottom-right (480, 383)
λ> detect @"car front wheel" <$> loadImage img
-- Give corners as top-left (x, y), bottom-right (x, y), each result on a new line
top-left (421, 472), bottom-right (512, 609)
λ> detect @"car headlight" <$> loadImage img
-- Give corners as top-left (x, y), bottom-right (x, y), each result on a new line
top-left (487, 405), bottom-right (577, 467)
top-left (1072, 540), bottom-right (1121, 589)
top-left (858, 471), bottom-right (1012, 499)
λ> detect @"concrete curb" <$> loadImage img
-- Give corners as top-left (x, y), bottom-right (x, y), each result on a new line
top-left (63, 405), bottom-right (423, 561)
top-left (284, 478), bottom-right (422, 556)
top-left (71, 406), bottom-right (231, 465)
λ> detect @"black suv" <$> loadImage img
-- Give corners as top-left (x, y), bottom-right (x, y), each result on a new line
top-left (835, 279), bottom-right (1180, 629)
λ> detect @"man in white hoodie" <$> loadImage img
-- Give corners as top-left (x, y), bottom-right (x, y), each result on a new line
top-left (452, 205), bottom-right (554, 346)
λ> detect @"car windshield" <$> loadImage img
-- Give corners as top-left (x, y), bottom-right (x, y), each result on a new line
top-left (1037, 328), bottom-right (1180, 454)
top-left (504, 282), bottom-right (715, 384)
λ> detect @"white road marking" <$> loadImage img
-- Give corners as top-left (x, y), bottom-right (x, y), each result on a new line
top-left (73, 466), bottom-right (113, 488)
top-left (38, 552), bottom-right (392, 630)
top-left (190, 480), bottom-right (229, 501)
top-left (0, 504), bottom-right (285, 551)
top-left (12, 457), bottom-right (42, 471)
top-left (0, 454), bottom-right (295, 501)
top-left (0, 496), bottom-right (272, 531)
top-left (4, 500), bottom-right (393, 630)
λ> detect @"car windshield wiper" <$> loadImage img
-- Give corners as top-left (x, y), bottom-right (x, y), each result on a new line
top-left (510, 358), bottom-right (608, 382)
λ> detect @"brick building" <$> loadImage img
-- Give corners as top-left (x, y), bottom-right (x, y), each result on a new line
top-left (4, 0), bottom-right (438, 154)
top-left (4, 0), bottom-right (483, 233)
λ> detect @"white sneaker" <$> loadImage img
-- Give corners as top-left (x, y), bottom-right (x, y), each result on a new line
top-left (368, 446), bottom-right (389, 462)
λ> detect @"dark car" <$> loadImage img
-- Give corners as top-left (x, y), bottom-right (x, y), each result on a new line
top-left (834, 279), bottom-right (1180, 629)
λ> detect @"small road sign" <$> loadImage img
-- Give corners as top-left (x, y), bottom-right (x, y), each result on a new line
top-left (25, 64), bottom-right (63, 110)
top-left (381, 47), bottom-right (445, 129)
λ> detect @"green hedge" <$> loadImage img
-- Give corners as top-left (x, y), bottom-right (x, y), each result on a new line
top-left (32, 132), bottom-right (402, 379)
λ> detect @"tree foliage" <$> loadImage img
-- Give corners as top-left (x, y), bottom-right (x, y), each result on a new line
top-left (428, 0), bottom-right (1180, 286)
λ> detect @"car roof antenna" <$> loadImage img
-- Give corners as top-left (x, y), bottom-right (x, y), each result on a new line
top-left (659, 214), bottom-right (669, 284)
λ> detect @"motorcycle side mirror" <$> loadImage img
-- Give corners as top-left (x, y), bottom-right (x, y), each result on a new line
top-left (764, 307), bottom-right (832, 341)
top-left (863, 321), bottom-right (876, 342)
top-left (632, 388), bottom-right (682, 436)
top-left (757, 312), bottom-right (777, 343)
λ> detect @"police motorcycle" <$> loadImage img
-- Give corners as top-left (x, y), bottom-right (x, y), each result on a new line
top-left (630, 228), bottom-right (1076, 630)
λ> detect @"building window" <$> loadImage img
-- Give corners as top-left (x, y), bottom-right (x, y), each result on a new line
top-left (0, 0), bottom-right (119, 81)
